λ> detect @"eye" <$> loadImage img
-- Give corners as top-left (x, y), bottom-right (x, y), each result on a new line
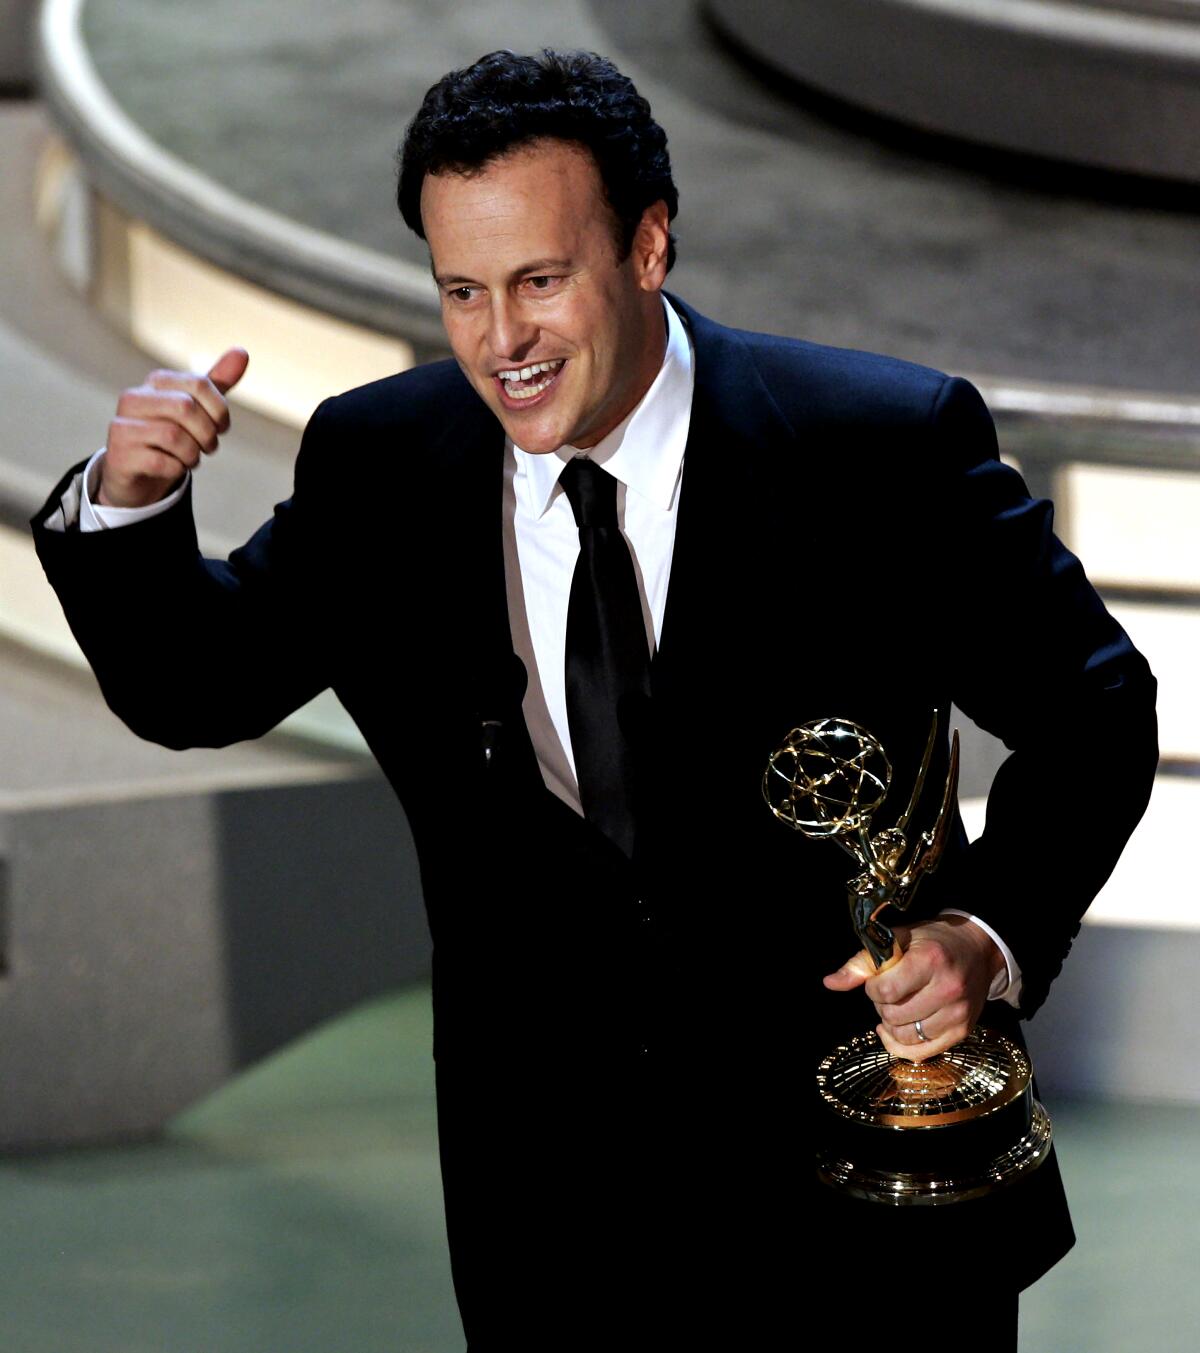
top-left (448, 286), bottom-right (477, 303)
top-left (526, 275), bottom-right (558, 291)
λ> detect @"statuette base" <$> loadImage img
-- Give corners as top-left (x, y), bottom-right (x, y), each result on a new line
top-left (816, 1028), bottom-right (1053, 1205)
top-left (817, 1101), bottom-right (1053, 1205)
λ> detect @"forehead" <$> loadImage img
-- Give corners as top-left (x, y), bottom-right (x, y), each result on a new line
top-left (420, 139), bottom-right (614, 266)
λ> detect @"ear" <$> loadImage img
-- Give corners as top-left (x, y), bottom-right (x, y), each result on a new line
top-left (633, 200), bottom-right (671, 293)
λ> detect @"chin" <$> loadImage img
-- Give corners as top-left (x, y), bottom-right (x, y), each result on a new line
top-left (492, 408), bottom-right (570, 454)
top-left (511, 427), bottom-right (567, 455)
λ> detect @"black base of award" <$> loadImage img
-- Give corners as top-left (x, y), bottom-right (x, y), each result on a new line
top-left (815, 1026), bottom-right (1054, 1205)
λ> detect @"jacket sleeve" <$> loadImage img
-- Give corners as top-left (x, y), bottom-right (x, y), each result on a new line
top-left (29, 397), bottom-right (338, 750)
top-left (929, 376), bottom-right (1159, 1019)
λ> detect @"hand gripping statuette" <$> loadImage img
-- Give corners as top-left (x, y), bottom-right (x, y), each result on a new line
top-left (763, 713), bottom-right (1053, 1205)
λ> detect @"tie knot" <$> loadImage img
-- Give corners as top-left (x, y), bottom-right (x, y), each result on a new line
top-left (559, 456), bottom-right (618, 530)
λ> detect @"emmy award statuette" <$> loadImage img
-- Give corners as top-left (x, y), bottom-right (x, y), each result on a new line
top-left (763, 714), bottom-right (1053, 1205)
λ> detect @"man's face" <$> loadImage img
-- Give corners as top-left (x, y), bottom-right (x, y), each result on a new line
top-left (421, 138), bottom-right (670, 453)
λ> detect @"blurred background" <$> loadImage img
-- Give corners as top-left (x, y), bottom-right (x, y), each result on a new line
top-left (1, 1), bottom-right (1197, 1348)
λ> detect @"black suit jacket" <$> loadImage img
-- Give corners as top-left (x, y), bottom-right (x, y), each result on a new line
top-left (32, 294), bottom-right (1157, 1346)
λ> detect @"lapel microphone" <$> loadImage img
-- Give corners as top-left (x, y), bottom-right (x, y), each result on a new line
top-left (478, 653), bottom-right (529, 768)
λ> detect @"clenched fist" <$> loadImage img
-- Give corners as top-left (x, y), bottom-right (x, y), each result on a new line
top-left (823, 914), bottom-right (1007, 1063)
top-left (96, 347), bottom-right (249, 509)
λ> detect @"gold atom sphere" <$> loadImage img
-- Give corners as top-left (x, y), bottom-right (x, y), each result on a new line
top-left (762, 717), bottom-right (892, 838)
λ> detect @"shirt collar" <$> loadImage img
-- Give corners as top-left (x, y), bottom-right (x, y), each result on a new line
top-left (513, 294), bottom-right (694, 519)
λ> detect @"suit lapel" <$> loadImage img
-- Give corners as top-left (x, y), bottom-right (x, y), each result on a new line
top-left (654, 294), bottom-right (797, 708)
top-left (419, 379), bottom-right (547, 793)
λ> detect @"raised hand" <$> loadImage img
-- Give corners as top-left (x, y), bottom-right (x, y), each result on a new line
top-left (96, 348), bottom-right (249, 509)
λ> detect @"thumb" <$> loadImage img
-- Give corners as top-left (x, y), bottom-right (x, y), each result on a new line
top-left (208, 346), bottom-right (249, 394)
top-left (823, 948), bottom-right (876, 991)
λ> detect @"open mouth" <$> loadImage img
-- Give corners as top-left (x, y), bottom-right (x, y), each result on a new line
top-left (494, 359), bottom-right (566, 405)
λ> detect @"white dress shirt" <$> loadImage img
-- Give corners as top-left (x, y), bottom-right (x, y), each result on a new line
top-left (503, 294), bottom-right (692, 815)
top-left (45, 295), bottom-right (1021, 1007)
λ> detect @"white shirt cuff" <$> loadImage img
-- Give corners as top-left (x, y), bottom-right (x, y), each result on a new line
top-left (939, 908), bottom-right (1023, 1009)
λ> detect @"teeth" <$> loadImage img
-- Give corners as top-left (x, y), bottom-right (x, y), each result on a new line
top-left (497, 359), bottom-right (563, 382)
top-left (507, 371), bottom-right (559, 399)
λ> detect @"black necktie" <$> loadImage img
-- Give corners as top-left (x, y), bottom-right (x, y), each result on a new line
top-left (559, 456), bottom-right (652, 858)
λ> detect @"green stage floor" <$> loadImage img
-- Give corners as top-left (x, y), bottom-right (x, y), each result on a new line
top-left (2, 983), bottom-right (1197, 1351)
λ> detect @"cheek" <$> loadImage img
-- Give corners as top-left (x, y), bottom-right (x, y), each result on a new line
top-left (443, 312), bottom-right (482, 356)
top-left (454, 356), bottom-right (486, 393)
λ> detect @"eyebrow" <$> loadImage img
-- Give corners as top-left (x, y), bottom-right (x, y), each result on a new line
top-left (432, 258), bottom-right (575, 287)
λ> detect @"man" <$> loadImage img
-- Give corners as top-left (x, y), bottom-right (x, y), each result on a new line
top-left (33, 49), bottom-right (1156, 1349)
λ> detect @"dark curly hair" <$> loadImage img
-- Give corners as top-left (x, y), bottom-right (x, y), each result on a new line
top-left (396, 49), bottom-right (678, 272)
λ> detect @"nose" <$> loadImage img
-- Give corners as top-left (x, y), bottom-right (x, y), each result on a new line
top-left (487, 294), bottom-right (538, 363)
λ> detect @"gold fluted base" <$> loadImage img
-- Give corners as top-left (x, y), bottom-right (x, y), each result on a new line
top-left (817, 1100), bottom-right (1053, 1205)
top-left (815, 1028), bottom-right (1054, 1205)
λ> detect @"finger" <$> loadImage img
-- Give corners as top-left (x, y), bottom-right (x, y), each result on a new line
top-left (822, 948), bottom-right (876, 991)
top-left (875, 970), bottom-right (968, 1028)
top-left (115, 388), bottom-right (221, 456)
top-left (873, 938), bottom-right (977, 1026)
top-left (142, 416), bottom-right (207, 469)
top-left (207, 346), bottom-right (249, 395)
top-left (144, 350), bottom-right (246, 433)
top-left (864, 949), bottom-right (932, 1009)
top-left (108, 416), bottom-right (206, 473)
top-left (876, 1011), bottom-right (972, 1063)
top-left (877, 1023), bottom-right (942, 1063)
top-left (882, 1004), bottom-right (955, 1048)
top-left (881, 1010), bottom-right (938, 1047)
top-left (864, 927), bottom-right (954, 1010)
